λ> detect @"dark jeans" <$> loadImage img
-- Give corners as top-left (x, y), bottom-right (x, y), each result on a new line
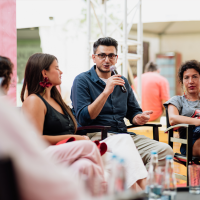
top-left (180, 133), bottom-right (200, 155)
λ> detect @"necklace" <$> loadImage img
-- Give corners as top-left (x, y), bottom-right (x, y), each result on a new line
top-left (184, 94), bottom-right (200, 101)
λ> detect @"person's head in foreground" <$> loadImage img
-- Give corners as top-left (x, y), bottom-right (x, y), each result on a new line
top-left (0, 56), bottom-right (13, 95)
top-left (21, 53), bottom-right (77, 131)
top-left (144, 62), bottom-right (160, 73)
top-left (92, 37), bottom-right (118, 75)
top-left (178, 60), bottom-right (200, 98)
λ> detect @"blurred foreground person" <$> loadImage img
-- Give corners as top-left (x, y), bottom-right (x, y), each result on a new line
top-left (21, 53), bottom-right (148, 191)
top-left (0, 56), bottom-right (13, 95)
top-left (133, 62), bottom-right (170, 122)
top-left (0, 91), bottom-right (92, 200)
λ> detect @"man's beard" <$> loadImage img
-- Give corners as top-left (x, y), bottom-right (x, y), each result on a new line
top-left (96, 65), bottom-right (110, 73)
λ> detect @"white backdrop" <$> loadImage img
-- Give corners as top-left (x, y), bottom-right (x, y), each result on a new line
top-left (17, 0), bottom-right (200, 104)
top-left (39, 23), bottom-right (88, 105)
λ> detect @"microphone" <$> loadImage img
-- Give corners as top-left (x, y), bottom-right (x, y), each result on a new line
top-left (110, 65), bottom-right (127, 93)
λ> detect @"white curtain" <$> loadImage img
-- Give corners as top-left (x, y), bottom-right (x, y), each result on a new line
top-left (39, 21), bottom-right (88, 105)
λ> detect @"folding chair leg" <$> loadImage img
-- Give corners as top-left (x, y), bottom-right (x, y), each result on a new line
top-left (101, 129), bottom-right (107, 140)
top-left (186, 126), bottom-right (194, 186)
top-left (153, 126), bottom-right (159, 141)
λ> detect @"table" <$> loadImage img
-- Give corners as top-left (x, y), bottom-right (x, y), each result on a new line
top-left (102, 187), bottom-right (200, 200)
top-left (176, 187), bottom-right (200, 200)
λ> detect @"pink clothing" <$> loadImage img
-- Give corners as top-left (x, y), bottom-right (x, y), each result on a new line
top-left (134, 72), bottom-right (170, 121)
top-left (0, 0), bottom-right (17, 104)
top-left (0, 94), bottom-right (103, 200)
top-left (44, 141), bottom-right (104, 180)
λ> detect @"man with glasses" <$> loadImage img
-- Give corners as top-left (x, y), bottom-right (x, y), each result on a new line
top-left (71, 37), bottom-right (173, 169)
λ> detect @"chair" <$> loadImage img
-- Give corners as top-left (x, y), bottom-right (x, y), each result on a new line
top-left (164, 105), bottom-right (200, 185)
top-left (18, 106), bottom-right (161, 141)
top-left (73, 107), bottom-right (161, 141)
top-left (0, 157), bottom-right (21, 200)
top-left (77, 123), bottom-right (161, 141)
top-left (77, 125), bottom-right (111, 140)
top-left (127, 123), bottom-right (161, 141)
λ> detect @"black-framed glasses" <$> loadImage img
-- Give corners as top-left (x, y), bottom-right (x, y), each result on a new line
top-left (94, 53), bottom-right (117, 60)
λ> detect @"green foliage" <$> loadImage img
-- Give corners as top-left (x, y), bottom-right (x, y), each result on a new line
top-left (17, 39), bottom-right (42, 83)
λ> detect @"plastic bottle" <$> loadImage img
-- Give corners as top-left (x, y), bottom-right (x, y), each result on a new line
top-left (115, 158), bottom-right (126, 192)
top-left (162, 155), bottom-right (177, 200)
top-left (107, 154), bottom-right (118, 195)
top-left (146, 150), bottom-right (162, 200)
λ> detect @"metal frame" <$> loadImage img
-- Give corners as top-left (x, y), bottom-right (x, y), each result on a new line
top-left (164, 105), bottom-right (200, 186)
top-left (87, 0), bottom-right (143, 103)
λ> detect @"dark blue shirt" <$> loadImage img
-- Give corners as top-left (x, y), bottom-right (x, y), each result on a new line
top-left (70, 65), bottom-right (143, 134)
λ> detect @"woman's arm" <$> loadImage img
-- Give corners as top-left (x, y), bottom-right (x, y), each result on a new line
top-left (168, 104), bottom-right (200, 126)
top-left (22, 94), bottom-right (89, 145)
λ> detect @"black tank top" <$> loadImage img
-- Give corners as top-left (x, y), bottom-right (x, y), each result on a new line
top-left (36, 94), bottom-right (75, 136)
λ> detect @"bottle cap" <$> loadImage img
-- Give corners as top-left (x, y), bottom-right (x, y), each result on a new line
top-left (111, 154), bottom-right (117, 159)
top-left (151, 150), bottom-right (157, 155)
top-left (119, 158), bottom-right (125, 163)
top-left (166, 155), bottom-right (173, 160)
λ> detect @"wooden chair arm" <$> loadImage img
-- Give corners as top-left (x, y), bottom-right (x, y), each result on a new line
top-left (77, 125), bottom-right (111, 140)
top-left (127, 123), bottom-right (162, 141)
top-left (164, 124), bottom-right (195, 133)
top-left (77, 125), bottom-right (111, 131)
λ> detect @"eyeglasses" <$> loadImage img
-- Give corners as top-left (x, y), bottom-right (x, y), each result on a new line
top-left (94, 53), bottom-right (117, 60)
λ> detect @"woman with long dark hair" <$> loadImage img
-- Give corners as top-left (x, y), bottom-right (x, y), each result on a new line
top-left (21, 53), bottom-right (148, 191)
top-left (21, 53), bottom-right (105, 191)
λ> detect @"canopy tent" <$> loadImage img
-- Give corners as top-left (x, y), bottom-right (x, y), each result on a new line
top-left (17, 0), bottom-right (200, 29)
top-left (16, 0), bottom-right (200, 104)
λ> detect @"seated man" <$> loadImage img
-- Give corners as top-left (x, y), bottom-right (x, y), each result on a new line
top-left (71, 37), bottom-right (174, 169)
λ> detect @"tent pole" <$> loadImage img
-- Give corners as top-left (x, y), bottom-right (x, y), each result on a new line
top-left (123, 0), bottom-right (127, 78)
top-left (137, 0), bottom-right (143, 105)
top-left (87, 0), bottom-right (91, 69)
top-left (103, 0), bottom-right (107, 36)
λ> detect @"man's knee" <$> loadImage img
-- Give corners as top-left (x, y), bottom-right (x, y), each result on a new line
top-left (165, 144), bottom-right (174, 157)
top-left (157, 142), bottom-right (174, 166)
top-left (157, 142), bottom-right (174, 157)
top-left (71, 158), bottom-right (102, 176)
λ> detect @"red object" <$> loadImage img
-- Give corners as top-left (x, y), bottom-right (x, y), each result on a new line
top-left (93, 140), bottom-right (100, 146)
top-left (56, 138), bottom-right (107, 156)
top-left (39, 77), bottom-right (52, 88)
top-left (56, 137), bottom-right (76, 145)
top-left (191, 110), bottom-right (200, 119)
top-left (98, 142), bottom-right (107, 156)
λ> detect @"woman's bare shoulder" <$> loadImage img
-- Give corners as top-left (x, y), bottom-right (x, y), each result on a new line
top-left (22, 94), bottom-right (45, 110)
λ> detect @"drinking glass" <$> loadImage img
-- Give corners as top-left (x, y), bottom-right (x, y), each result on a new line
top-left (189, 165), bottom-right (200, 194)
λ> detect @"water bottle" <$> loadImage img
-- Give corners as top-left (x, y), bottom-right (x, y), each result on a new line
top-left (107, 154), bottom-right (118, 195)
top-left (162, 155), bottom-right (177, 200)
top-left (146, 150), bottom-right (162, 200)
top-left (115, 158), bottom-right (126, 192)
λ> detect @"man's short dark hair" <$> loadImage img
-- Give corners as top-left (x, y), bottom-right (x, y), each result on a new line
top-left (93, 37), bottom-right (118, 54)
top-left (145, 62), bottom-right (158, 72)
